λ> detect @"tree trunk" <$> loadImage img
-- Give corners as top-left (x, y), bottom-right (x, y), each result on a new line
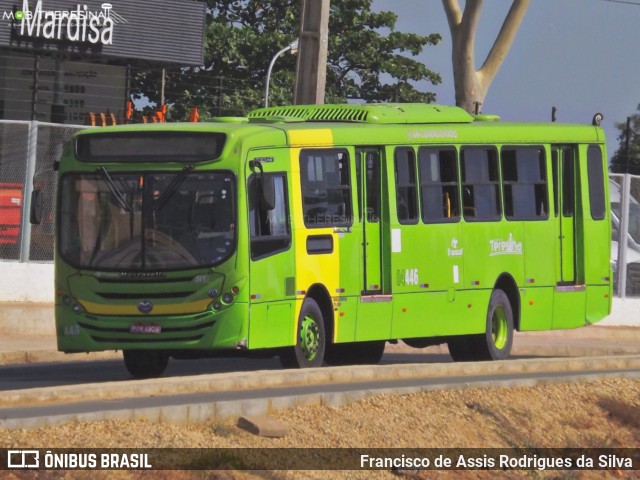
top-left (451, 29), bottom-right (487, 114)
top-left (443, 0), bottom-right (530, 114)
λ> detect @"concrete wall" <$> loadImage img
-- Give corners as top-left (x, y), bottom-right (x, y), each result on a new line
top-left (601, 299), bottom-right (640, 327)
top-left (0, 262), bottom-right (54, 302)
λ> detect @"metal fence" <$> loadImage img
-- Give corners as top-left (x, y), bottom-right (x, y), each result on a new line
top-left (0, 120), bottom-right (85, 262)
top-left (610, 173), bottom-right (640, 298)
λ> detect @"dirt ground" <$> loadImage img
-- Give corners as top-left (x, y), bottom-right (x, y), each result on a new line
top-left (1, 377), bottom-right (639, 479)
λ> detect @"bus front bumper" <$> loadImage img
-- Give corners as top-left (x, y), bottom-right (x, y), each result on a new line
top-left (55, 302), bottom-right (249, 353)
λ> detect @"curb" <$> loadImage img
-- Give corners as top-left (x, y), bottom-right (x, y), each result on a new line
top-left (0, 350), bottom-right (121, 366)
top-left (1, 366), bottom-right (639, 430)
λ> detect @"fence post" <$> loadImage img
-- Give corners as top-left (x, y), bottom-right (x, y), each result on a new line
top-left (19, 120), bottom-right (38, 262)
top-left (617, 173), bottom-right (631, 298)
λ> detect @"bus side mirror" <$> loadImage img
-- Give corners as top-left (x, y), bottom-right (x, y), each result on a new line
top-left (30, 189), bottom-right (43, 225)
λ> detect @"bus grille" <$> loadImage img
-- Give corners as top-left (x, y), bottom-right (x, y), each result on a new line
top-left (79, 320), bottom-right (215, 344)
top-left (95, 291), bottom-right (194, 300)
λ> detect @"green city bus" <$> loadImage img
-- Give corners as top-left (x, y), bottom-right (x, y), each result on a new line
top-left (43, 104), bottom-right (612, 377)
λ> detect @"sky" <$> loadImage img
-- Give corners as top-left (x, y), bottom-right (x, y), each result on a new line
top-left (372, 0), bottom-right (640, 161)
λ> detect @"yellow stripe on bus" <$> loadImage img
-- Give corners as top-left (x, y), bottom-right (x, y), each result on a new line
top-left (288, 129), bottom-right (333, 147)
top-left (79, 299), bottom-right (213, 316)
top-left (289, 143), bottom-right (341, 344)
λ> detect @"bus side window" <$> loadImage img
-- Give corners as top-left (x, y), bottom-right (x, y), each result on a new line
top-left (249, 173), bottom-right (291, 260)
top-left (461, 147), bottom-right (501, 221)
top-left (587, 145), bottom-right (606, 220)
top-left (418, 147), bottom-right (460, 223)
top-left (501, 146), bottom-right (548, 220)
top-left (300, 149), bottom-right (352, 227)
top-left (394, 147), bottom-right (419, 224)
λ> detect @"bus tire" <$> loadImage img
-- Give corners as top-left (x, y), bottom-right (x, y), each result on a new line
top-left (279, 298), bottom-right (326, 368)
top-left (478, 289), bottom-right (514, 360)
top-left (123, 350), bottom-right (169, 379)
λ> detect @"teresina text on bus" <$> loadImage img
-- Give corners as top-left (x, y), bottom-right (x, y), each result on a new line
top-left (489, 233), bottom-right (523, 256)
top-left (15, 0), bottom-right (118, 45)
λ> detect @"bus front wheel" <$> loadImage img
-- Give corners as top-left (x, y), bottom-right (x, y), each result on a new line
top-left (280, 297), bottom-right (326, 369)
top-left (123, 350), bottom-right (169, 378)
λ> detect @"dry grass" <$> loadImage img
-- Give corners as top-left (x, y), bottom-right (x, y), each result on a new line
top-left (1, 378), bottom-right (639, 479)
top-left (598, 397), bottom-right (640, 431)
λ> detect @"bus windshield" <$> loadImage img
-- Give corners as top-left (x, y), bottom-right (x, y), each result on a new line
top-left (59, 171), bottom-right (236, 270)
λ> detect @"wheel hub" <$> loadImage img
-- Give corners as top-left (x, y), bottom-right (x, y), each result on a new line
top-left (491, 306), bottom-right (508, 350)
top-left (299, 315), bottom-right (320, 361)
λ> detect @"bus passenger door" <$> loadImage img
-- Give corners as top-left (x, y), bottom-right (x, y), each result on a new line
top-left (552, 146), bottom-right (577, 284)
top-left (356, 148), bottom-right (384, 294)
top-left (247, 170), bottom-right (295, 349)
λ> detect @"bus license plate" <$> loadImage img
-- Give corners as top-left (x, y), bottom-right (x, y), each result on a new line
top-left (130, 323), bottom-right (161, 334)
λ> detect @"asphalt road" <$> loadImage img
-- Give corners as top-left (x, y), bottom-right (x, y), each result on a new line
top-left (0, 347), bottom-right (558, 392)
top-left (0, 351), bottom-right (460, 391)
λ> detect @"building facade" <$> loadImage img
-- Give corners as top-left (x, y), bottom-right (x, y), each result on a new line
top-left (0, 0), bottom-right (206, 122)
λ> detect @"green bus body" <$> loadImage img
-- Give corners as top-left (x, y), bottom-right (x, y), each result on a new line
top-left (52, 104), bottom-right (611, 374)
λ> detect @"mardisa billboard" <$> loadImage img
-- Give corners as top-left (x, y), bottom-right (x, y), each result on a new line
top-left (0, 0), bottom-right (206, 65)
top-left (4, 1), bottom-right (124, 45)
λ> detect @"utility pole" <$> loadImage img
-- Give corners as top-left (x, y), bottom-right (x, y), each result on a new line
top-left (293, 0), bottom-right (329, 105)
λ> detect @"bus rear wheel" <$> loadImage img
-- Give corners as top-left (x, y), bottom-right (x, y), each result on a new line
top-left (123, 350), bottom-right (169, 378)
top-left (448, 289), bottom-right (514, 362)
top-left (474, 289), bottom-right (514, 360)
top-left (280, 298), bottom-right (326, 369)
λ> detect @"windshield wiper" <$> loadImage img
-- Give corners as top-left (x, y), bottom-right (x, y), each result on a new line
top-left (97, 167), bottom-right (133, 212)
top-left (154, 164), bottom-right (195, 211)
